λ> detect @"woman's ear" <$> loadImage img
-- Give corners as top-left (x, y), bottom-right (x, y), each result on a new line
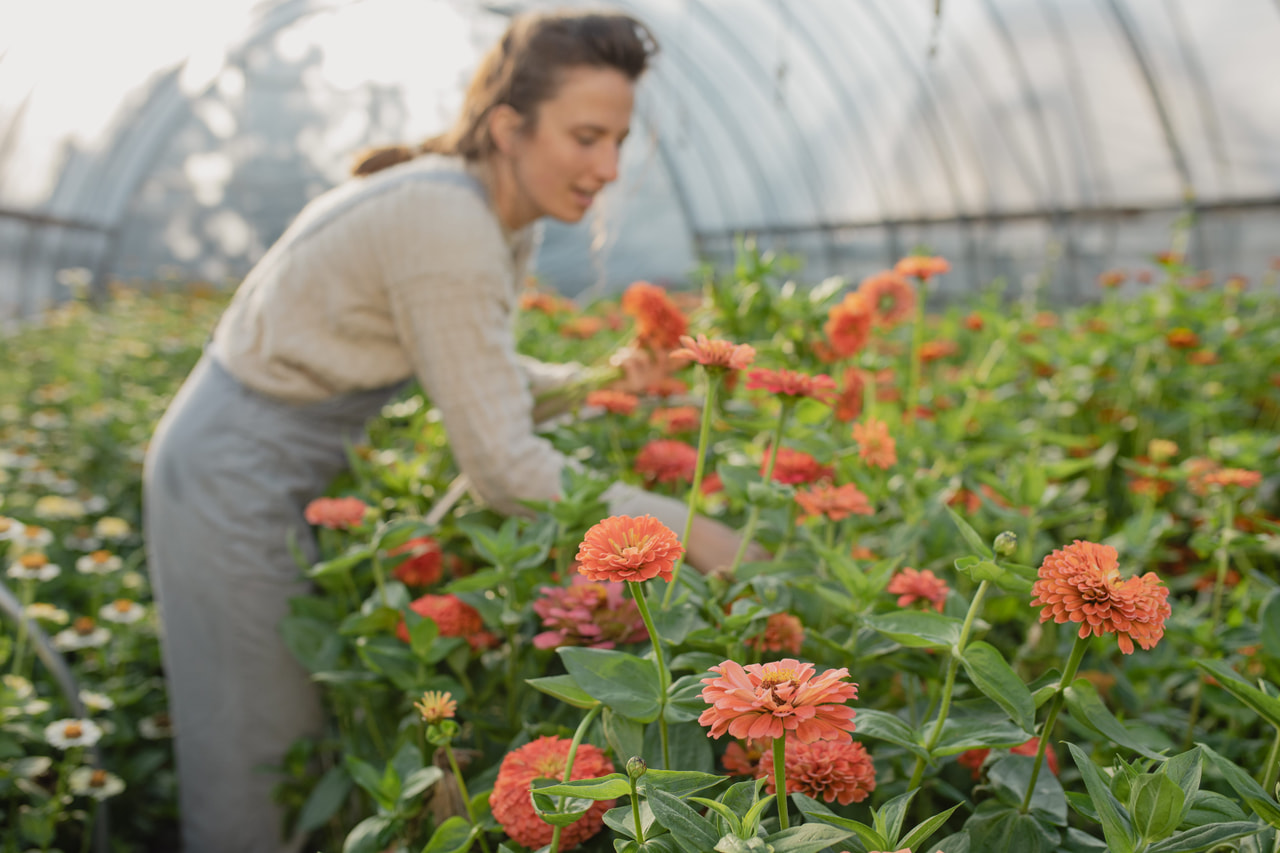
top-left (488, 104), bottom-right (523, 156)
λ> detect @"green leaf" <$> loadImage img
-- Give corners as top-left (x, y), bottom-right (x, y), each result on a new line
top-left (407, 616), bottom-right (439, 663)
top-left (1144, 821), bottom-right (1265, 853)
top-left (443, 568), bottom-right (504, 594)
top-left (345, 756), bottom-right (396, 813)
top-left (963, 801), bottom-right (1059, 853)
top-left (343, 815), bottom-right (395, 853)
top-left (872, 789), bottom-right (915, 843)
top-left (296, 765), bottom-right (353, 834)
top-left (280, 616), bottom-right (344, 674)
top-left (851, 709), bottom-right (928, 760)
top-left (687, 798), bottom-right (742, 838)
top-left (1129, 774), bottom-right (1185, 844)
top-left (1065, 678), bottom-right (1167, 760)
top-left (933, 705), bottom-right (1031, 756)
top-left (899, 803), bottom-right (962, 851)
top-left (310, 545), bottom-right (373, 578)
top-left (1066, 743), bottom-right (1136, 853)
top-left (1195, 659), bottom-right (1280, 731)
top-left (1201, 745), bottom-right (1280, 829)
top-left (604, 709), bottom-right (646, 764)
top-left (961, 641), bottom-right (1036, 733)
top-left (558, 647), bottom-right (663, 722)
top-left (946, 505), bottom-right (994, 558)
top-left (988, 755), bottom-right (1067, 827)
top-left (646, 788), bottom-right (721, 853)
top-left (530, 789), bottom-right (595, 826)
top-left (604, 799), bottom-right (658, 840)
top-left (863, 611), bottom-right (963, 649)
top-left (793, 794), bottom-right (888, 850)
top-left (1261, 592), bottom-right (1280, 660)
top-left (533, 774), bottom-right (631, 800)
top-left (1183, 790), bottom-right (1247, 825)
top-left (420, 816), bottom-right (475, 853)
top-left (526, 675), bottom-right (600, 710)
top-left (762, 824), bottom-right (854, 853)
top-left (639, 770), bottom-right (726, 799)
top-left (666, 673), bottom-right (711, 724)
top-left (401, 766), bottom-right (444, 802)
top-left (651, 605), bottom-right (701, 646)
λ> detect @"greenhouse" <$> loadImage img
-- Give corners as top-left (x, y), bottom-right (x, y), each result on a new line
top-left (1, 1), bottom-right (1278, 852)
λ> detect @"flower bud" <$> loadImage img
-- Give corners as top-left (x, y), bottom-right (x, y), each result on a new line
top-left (993, 531), bottom-right (1018, 557)
top-left (626, 756), bottom-right (647, 780)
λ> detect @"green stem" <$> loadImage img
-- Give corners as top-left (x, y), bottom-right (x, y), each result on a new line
top-left (774, 503), bottom-right (799, 564)
top-left (1022, 632), bottom-right (1090, 813)
top-left (630, 583), bottom-right (670, 769)
top-left (773, 733), bottom-right (789, 830)
top-left (1260, 726), bottom-right (1280, 793)
top-left (10, 580), bottom-right (35, 678)
top-left (908, 580), bottom-right (991, 789)
top-left (629, 772), bottom-right (646, 844)
top-left (1208, 499), bottom-right (1236, 631)
top-left (906, 276), bottom-right (927, 433)
top-left (728, 403), bottom-right (792, 575)
top-left (664, 376), bottom-right (719, 609)
top-left (444, 741), bottom-right (492, 853)
top-left (549, 704), bottom-right (605, 853)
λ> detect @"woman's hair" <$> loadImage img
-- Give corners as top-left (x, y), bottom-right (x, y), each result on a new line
top-left (351, 9), bottom-right (658, 176)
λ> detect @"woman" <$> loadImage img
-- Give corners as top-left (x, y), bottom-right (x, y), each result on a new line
top-left (144, 10), bottom-right (753, 852)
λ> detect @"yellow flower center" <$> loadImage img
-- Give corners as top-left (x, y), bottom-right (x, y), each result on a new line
top-left (20, 552), bottom-right (47, 568)
top-left (113, 600), bottom-right (133, 613)
top-left (64, 723), bottom-right (83, 739)
top-left (74, 617), bottom-right (96, 635)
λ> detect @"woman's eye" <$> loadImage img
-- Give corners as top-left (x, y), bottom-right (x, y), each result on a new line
top-left (576, 135), bottom-right (597, 146)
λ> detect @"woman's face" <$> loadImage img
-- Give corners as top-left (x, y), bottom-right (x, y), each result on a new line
top-left (504, 65), bottom-right (635, 226)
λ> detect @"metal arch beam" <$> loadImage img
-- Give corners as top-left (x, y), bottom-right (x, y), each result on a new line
top-left (1165, 0), bottom-right (1233, 197)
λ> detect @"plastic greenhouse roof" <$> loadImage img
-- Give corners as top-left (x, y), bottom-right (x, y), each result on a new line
top-left (2, 0), bottom-right (1279, 313)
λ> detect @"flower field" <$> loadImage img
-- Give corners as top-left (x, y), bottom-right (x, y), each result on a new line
top-left (2, 249), bottom-right (1279, 853)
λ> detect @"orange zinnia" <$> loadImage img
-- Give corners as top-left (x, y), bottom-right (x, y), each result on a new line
top-left (413, 690), bottom-right (456, 724)
top-left (851, 418), bottom-right (897, 469)
top-left (649, 406), bottom-right (701, 435)
top-left (621, 281), bottom-right (688, 350)
top-left (765, 448), bottom-right (833, 485)
top-left (388, 536), bottom-right (443, 587)
top-left (745, 612), bottom-right (806, 655)
top-left (671, 334), bottom-right (756, 371)
top-left (857, 272), bottom-right (916, 328)
top-left (576, 515), bottom-right (684, 584)
top-left (758, 739), bottom-right (876, 806)
top-left (1166, 327), bottom-right (1199, 349)
top-left (824, 292), bottom-right (874, 357)
top-left (745, 368), bottom-right (838, 404)
top-left (886, 567), bottom-right (949, 612)
top-left (894, 254), bottom-right (951, 280)
top-left (794, 483), bottom-right (873, 521)
top-left (1030, 540), bottom-right (1171, 654)
top-left (586, 389), bottom-right (639, 415)
top-left (634, 439), bottom-right (698, 484)
top-left (303, 496), bottom-right (369, 529)
top-left (491, 736), bottom-right (615, 849)
top-left (834, 367), bottom-right (867, 423)
top-left (699, 658), bottom-right (859, 743)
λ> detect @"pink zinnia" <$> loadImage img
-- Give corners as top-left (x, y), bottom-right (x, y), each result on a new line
top-left (857, 272), bottom-right (917, 329)
top-left (885, 567), bottom-right (949, 612)
top-left (699, 659), bottom-right (858, 743)
top-left (303, 496), bottom-right (368, 529)
top-left (758, 739), bottom-right (876, 806)
top-left (745, 369), bottom-right (838, 404)
top-left (532, 576), bottom-right (647, 650)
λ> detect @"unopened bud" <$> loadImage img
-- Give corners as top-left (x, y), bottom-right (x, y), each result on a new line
top-left (993, 531), bottom-right (1018, 557)
top-left (626, 756), bottom-right (647, 780)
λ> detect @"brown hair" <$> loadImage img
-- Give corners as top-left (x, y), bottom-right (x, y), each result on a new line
top-left (350, 9), bottom-right (657, 177)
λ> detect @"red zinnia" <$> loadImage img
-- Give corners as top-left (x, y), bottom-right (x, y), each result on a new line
top-left (586, 389), bottom-right (639, 416)
top-left (745, 369), bottom-right (837, 404)
top-left (621, 281), bottom-right (688, 351)
top-left (303, 496), bottom-right (369, 529)
top-left (1030, 540), bottom-right (1171, 654)
top-left (851, 418), bottom-right (897, 469)
top-left (757, 739), bottom-right (876, 806)
top-left (650, 406), bottom-right (701, 435)
top-left (576, 515), bottom-right (684, 584)
top-left (745, 612), bottom-right (806, 655)
top-left (958, 737), bottom-right (1059, 780)
top-left (824, 292), bottom-right (875, 358)
top-left (634, 440), bottom-right (698, 484)
top-left (857, 272), bottom-right (917, 328)
top-left (834, 367), bottom-right (867, 423)
top-left (388, 536), bottom-right (443, 587)
top-left (397, 594), bottom-right (493, 649)
top-left (671, 334), bottom-right (756, 371)
top-left (794, 483), bottom-right (873, 521)
top-left (765, 448), bottom-right (834, 485)
top-left (491, 736), bottom-right (615, 849)
top-left (885, 567), bottom-right (949, 612)
top-left (699, 658), bottom-right (859, 743)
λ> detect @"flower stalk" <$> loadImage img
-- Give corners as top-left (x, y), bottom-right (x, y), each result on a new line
top-left (548, 704), bottom-right (604, 853)
top-left (728, 402), bottom-right (792, 575)
top-left (772, 733), bottom-right (790, 830)
top-left (663, 375), bottom-right (719, 610)
top-left (1021, 631), bottom-right (1089, 813)
top-left (630, 582), bottom-right (671, 769)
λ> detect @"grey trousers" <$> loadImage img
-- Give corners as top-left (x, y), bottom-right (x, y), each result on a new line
top-left (143, 354), bottom-right (398, 853)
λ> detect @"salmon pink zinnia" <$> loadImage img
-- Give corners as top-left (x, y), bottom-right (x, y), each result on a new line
top-left (886, 567), bottom-right (950, 612)
top-left (586, 389), bottom-right (639, 415)
top-left (824, 293), bottom-right (875, 358)
top-left (757, 739), bottom-right (877, 805)
top-left (766, 448), bottom-right (834, 485)
top-left (795, 483), bottom-right (874, 521)
top-left (745, 368), bottom-right (838, 404)
top-left (857, 272), bottom-right (916, 328)
top-left (851, 418), bottom-right (897, 469)
top-left (303, 496), bottom-right (368, 529)
top-left (1030, 540), bottom-right (1171, 654)
top-left (746, 612), bottom-right (806, 655)
top-left (621, 281), bottom-right (688, 351)
top-left (576, 515), bottom-right (685, 584)
top-left (634, 439), bottom-right (698, 484)
top-left (671, 334), bottom-right (756, 371)
top-left (491, 736), bottom-right (615, 849)
top-left (699, 659), bottom-right (859, 743)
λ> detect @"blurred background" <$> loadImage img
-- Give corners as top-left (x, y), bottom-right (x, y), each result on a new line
top-left (2, 0), bottom-right (1279, 317)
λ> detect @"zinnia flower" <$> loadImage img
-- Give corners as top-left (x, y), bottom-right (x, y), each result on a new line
top-left (851, 418), bottom-right (897, 469)
top-left (68, 767), bottom-right (125, 800)
top-left (746, 613), bottom-right (806, 655)
top-left (824, 293), bottom-right (874, 358)
top-left (1098, 269), bottom-right (1126, 289)
top-left (1030, 540), bottom-right (1171, 654)
top-left (634, 440), bottom-right (698, 484)
top-left (757, 739), bottom-right (876, 805)
top-left (857, 272), bottom-right (916, 328)
top-left (765, 448), bottom-right (834, 485)
top-left (621, 281), bottom-right (688, 351)
top-left (75, 550), bottom-right (122, 575)
top-left (413, 690), bottom-right (457, 723)
top-left (586, 389), bottom-right (639, 416)
top-left (671, 334), bottom-right (756, 371)
top-left (491, 736), bottom-right (615, 849)
top-left (532, 576), bottom-right (647, 649)
top-left (397, 594), bottom-right (493, 649)
top-left (722, 739), bottom-right (766, 776)
top-left (894, 254), bottom-right (951, 280)
top-left (920, 340), bottom-right (959, 362)
top-left (304, 496), bottom-right (369, 529)
top-left (963, 312), bottom-right (985, 331)
top-left (559, 316), bottom-right (604, 339)
top-left (649, 406), bottom-right (701, 435)
top-left (794, 483), bottom-right (873, 521)
top-left (576, 515), bottom-right (684, 584)
top-left (699, 659), bottom-right (859, 743)
top-left (886, 567), bottom-right (949, 612)
top-left (745, 369), bottom-right (837, 404)
top-left (1166, 327), bottom-right (1200, 349)
top-left (958, 737), bottom-right (1058, 780)
top-left (388, 536), bottom-right (443, 587)
top-left (1195, 468), bottom-right (1262, 492)
top-left (45, 718), bottom-right (104, 750)
top-left (834, 367), bottom-right (867, 423)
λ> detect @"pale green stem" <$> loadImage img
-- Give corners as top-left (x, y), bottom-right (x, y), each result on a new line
top-left (630, 583), bottom-right (670, 769)
top-left (773, 733), bottom-right (789, 830)
top-left (629, 772), bottom-right (646, 844)
top-left (1187, 498), bottom-right (1236, 748)
top-left (444, 740), bottom-right (492, 853)
top-left (908, 580), bottom-right (991, 789)
top-left (10, 580), bottom-right (35, 678)
top-left (663, 375), bottom-right (719, 609)
top-left (1022, 632), bottom-right (1089, 813)
top-left (1260, 726), bottom-right (1280, 793)
top-left (549, 704), bottom-right (604, 853)
top-left (728, 403), bottom-right (792, 575)
top-left (906, 277), bottom-right (927, 433)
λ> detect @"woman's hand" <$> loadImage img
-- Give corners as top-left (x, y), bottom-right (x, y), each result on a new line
top-left (609, 345), bottom-right (679, 395)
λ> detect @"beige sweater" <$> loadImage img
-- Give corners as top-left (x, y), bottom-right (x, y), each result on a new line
top-left (210, 154), bottom-right (688, 530)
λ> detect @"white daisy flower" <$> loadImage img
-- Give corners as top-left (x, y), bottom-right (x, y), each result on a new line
top-left (33, 495), bottom-right (86, 521)
top-left (82, 495), bottom-right (108, 514)
top-left (68, 767), bottom-right (126, 800)
top-left (6, 554), bottom-right (61, 583)
top-left (79, 690), bottom-right (115, 713)
top-left (121, 570), bottom-right (146, 590)
top-left (14, 524), bottom-right (54, 550)
top-left (44, 718), bottom-right (103, 750)
top-left (93, 517), bottom-right (131, 541)
top-left (137, 712), bottom-right (174, 740)
top-left (22, 698), bottom-right (51, 716)
top-left (2, 674), bottom-right (34, 699)
top-left (76, 551), bottom-right (122, 575)
top-left (30, 410), bottom-right (69, 431)
top-left (53, 620), bottom-right (112, 652)
top-left (99, 599), bottom-right (145, 625)
top-left (25, 602), bottom-right (69, 626)
top-left (0, 516), bottom-right (19, 540)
